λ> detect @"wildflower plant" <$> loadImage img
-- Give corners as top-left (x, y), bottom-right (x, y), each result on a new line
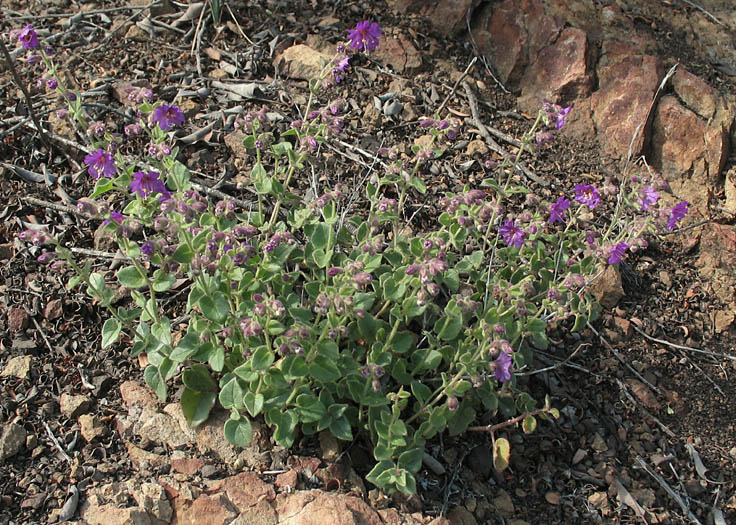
top-left (12, 21), bottom-right (689, 495)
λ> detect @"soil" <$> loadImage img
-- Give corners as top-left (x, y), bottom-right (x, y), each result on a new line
top-left (1, 0), bottom-right (735, 524)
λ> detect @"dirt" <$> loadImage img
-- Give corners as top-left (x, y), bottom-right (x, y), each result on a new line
top-left (1, 0), bottom-right (735, 524)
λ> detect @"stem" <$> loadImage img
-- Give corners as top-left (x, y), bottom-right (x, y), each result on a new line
top-left (466, 406), bottom-right (554, 433)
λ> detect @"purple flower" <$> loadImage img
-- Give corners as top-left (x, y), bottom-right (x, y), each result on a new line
top-left (555, 106), bottom-right (572, 129)
top-left (347, 21), bottom-right (382, 52)
top-left (574, 184), bottom-right (600, 209)
top-left (46, 78), bottom-right (58, 89)
top-left (499, 220), bottom-right (526, 249)
top-left (493, 351), bottom-right (513, 383)
top-left (607, 242), bottom-right (628, 265)
top-left (548, 197), bottom-right (570, 224)
top-left (353, 272), bottom-right (373, 288)
top-left (333, 56), bottom-right (350, 83)
top-left (152, 104), bottom-right (185, 131)
top-left (638, 186), bottom-right (659, 211)
top-left (129, 171), bottom-right (169, 198)
top-left (84, 149), bottom-right (116, 179)
top-left (141, 241), bottom-right (155, 257)
top-left (18, 25), bottom-right (39, 49)
top-left (667, 201), bottom-right (689, 230)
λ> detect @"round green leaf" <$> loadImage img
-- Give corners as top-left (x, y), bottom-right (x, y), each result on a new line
top-left (224, 416), bottom-right (253, 447)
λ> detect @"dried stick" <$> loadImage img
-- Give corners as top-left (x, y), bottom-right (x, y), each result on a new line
top-left (631, 324), bottom-right (736, 362)
top-left (616, 378), bottom-right (675, 438)
top-left (436, 56), bottom-right (477, 116)
top-left (636, 455), bottom-right (702, 524)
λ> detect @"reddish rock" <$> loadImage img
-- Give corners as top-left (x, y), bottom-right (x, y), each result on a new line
top-left (120, 381), bottom-right (159, 410)
top-left (43, 299), bottom-right (63, 320)
top-left (177, 493), bottom-right (237, 525)
top-left (696, 224), bottom-right (736, 303)
top-left (275, 469), bottom-right (298, 491)
top-left (372, 33), bottom-right (422, 73)
top-left (387, 0), bottom-right (480, 37)
top-left (213, 471), bottom-right (276, 512)
top-left (275, 45), bottom-right (330, 81)
top-left (276, 490), bottom-right (382, 525)
top-left (588, 264), bottom-right (625, 309)
top-left (671, 69), bottom-right (717, 120)
top-left (171, 457), bottom-right (205, 476)
top-left (470, 0), bottom-right (562, 89)
top-left (520, 27), bottom-right (593, 109)
top-left (7, 307), bottom-right (29, 332)
top-left (590, 43), bottom-right (663, 157)
top-left (79, 504), bottom-right (153, 525)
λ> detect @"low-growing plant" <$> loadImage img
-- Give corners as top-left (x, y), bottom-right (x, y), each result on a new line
top-left (11, 20), bottom-right (688, 494)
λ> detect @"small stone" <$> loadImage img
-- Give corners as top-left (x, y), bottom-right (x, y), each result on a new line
top-left (200, 464), bottom-right (219, 478)
top-left (171, 457), bottom-right (205, 475)
top-left (1, 355), bottom-right (33, 379)
top-left (591, 433), bottom-right (608, 453)
top-left (59, 393), bottom-right (92, 419)
top-left (466, 139), bottom-right (489, 156)
top-left (0, 423), bottom-right (27, 461)
top-left (572, 448), bottom-right (587, 465)
top-left (79, 414), bottom-right (106, 442)
top-left (44, 299), bottom-right (63, 320)
top-left (447, 506), bottom-right (477, 524)
top-left (714, 309), bottom-right (734, 334)
top-left (545, 492), bottom-right (560, 505)
top-left (494, 489), bottom-right (515, 517)
top-left (588, 265), bottom-right (625, 308)
top-left (588, 491), bottom-right (608, 509)
top-left (7, 307), bottom-right (30, 331)
top-left (275, 469), bottom-right (298, 491)
top-left (275, 44), bottom-right (330, 80)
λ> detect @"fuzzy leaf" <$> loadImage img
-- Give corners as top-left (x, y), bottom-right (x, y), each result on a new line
top-left (493, 437), bottom-right (511, 471)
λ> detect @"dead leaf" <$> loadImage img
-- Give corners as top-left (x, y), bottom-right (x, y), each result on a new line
top-left (613, 478), bottom-right (647, 521)
top-left (626, 378), bottom-right (661, 410)
top-left (545, 492), bottom-right (560, 505)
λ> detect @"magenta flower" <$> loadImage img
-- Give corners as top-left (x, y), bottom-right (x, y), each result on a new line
top-left (667, 201), bottom-right (689, 230)
top-left (46, 78), bottom-right (58, 89)
top-left (347, 21), bottom-right (381, 52)
top-left (152, 104), bottom-right (185, 131)
top-left (494, 351), bottom-right (513, 383)
top-left (607, 242), bottom-right (628, 265)
top-left (638, 186), bottom-right (659, 211)
top-left (84, 149), bottom-right (116, 179)
top-left (18, 25), bottom-right (39, 49)
top-left (574, 184), bottom-right (600, 209)
top-left (499, 220), bottom-right (526, 249)
top-left (548, 197), bottom-right (570, 224)
top-left (130, 171), bottom-right (169, 198)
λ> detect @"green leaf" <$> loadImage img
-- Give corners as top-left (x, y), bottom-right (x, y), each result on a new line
top-left (172, 243), bottom-right (194, 264)
top-left (169, 333), bottom-right (200, 362)
top-left (434, 315), bottom-right (463, 341)
top-left (181, 387), bottom-right (216, 427)
top-left (199, 291), bottom-right (230, 323)
top-left (448, 404), bottom-right (476, 436)
top-left (182, 364), bottom-right (217, 392)
top-left (243, 391), bottom-right (264, 417)
top-left (365, 461), bottom-right (395, 487)
top-left (329, 416), bottom-right (353, 441)
top-left (250, 346), bottom-right (274, 371)
top-left (152, 269), bottom-right (175, 292)
top-left (493, 437), bottom-right (511, 471)
top-left (143, 365), bottom-right (167, 402)
top-left (281, 355), bottom-right (308, 379)
top-left (224, 416), bottom-right (253, 446)
top-left (398, 448), bottom-right (424, 474)
top-left (522, 415), bottom-right (537, 434)
top-left (296, 394), bottom-right (326, 423)
top-left (268, 409), bottom-right (298, 447)
top-left (209, 345), bottom-right (225, 372)
top-left (309, 356), bottom-right (341, 382)
top-left (219, 377), bottom-right (245, 410)
top-left (410, 380), bottom-right (432, 406)
top-left (101, 318), bottom-right (121, 349)
top-left (117, 265), bottom-right (146, 288)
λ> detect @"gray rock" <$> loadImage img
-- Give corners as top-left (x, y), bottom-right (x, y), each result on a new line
top-left (0, 423), bottom-right (27, 461)
top-left (1, 355), bottom-right (33, 380)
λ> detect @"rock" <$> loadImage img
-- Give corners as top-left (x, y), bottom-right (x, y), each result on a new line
top-left (465, 139), bottom-right (489, 157)
top-left (0, 423), bottom-right (27, 461)
top-left (494, 489), bottom-right (515, 517)
top-left (588, 491), bottom-right (609, 509)
top-left (125, 442), bottom-right (167, 469)
top-left (276, 490), bottom-right (383, 525)
top-left (275, 45), bottom-right (330, 81)
top-left (372, 33), bottom-right (422, 73)
top-left (7, 307), bottom-right (29, 331)
top-left (79, 414), bottom-right (106, 442)
top-left (588, 264), bottom-right (624, 309)
top-left (79, 503), bottom-right (154, 525)
top-left (196, 409), bottom-right (266, 469)
top-left (1, 355), bottom-right (32, 379)
top-left (120, 380), bottom-right (159, 410)
top-left (626, 378), bottom-right (660, 410)
top-left (387, 0), bottom-right (480, 37)
top-left (44, 299), bottom-right (63, 320)
top-left (213, 472), bottom-right (275, 513)
top-left (466, 445), bottom-right (492, 479)
top-left (170, 456), bottom-right (205, 476)
top-left (59, 393), bottom-right (92, 419)
top-left (224, 130), bottom-right (249, 159)
top-left (695, 224), bottom-right (736, 303)
top-left (275, 470), bottom-right (298, 491)
top-left (177, 493), bottom-right (238, 525)
top-left (132, 482), bottom-right (173, 523)
top-left (591, 433), bottom-right (608, 453)
top-left (590, 43), bottom-right (663, 157)
top-left (650, 94), bottom-right (730, 216)
top-left (519, 27), bottom-right (593, 108)
top-left (446, 507), bottom-right (477, 524)
top-left (470, 0), bottom-right (562, 89)
top-left (714, 308), bottom-right (735, 334)
top-left (139, 411), bottom-right (191, 449)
